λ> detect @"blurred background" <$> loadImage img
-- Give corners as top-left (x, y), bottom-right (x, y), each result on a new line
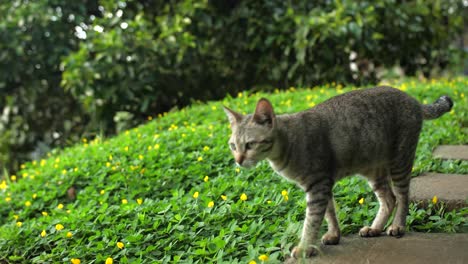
top-left (0, 0), bottom-right (466, 175)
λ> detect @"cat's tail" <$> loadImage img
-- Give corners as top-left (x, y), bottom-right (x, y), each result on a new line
top-left (421, 95), bottom-right (453, 120)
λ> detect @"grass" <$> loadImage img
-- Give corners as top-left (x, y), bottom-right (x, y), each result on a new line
top-left (0, 77), bottom-right (467, 263)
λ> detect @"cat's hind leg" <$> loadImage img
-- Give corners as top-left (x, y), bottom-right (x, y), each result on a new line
top-left (387, 130), bottom-right (418, 237)
top-left (359, 169), bottom-right (395, 237)
top-left (387, 166), bottom-right (412, 237)
top-left (321, 197), bottom-right (341, 245)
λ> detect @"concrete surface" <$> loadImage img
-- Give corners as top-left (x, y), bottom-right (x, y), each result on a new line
top-left (284, 233), bottom-right (468, 264)
top-left (433, 145), bottom-right (468, 160)
top-left (410, 173), bottom-right (468, 210)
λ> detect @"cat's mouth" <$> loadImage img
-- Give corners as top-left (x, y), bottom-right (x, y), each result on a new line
top-left (238, 159), bottom-right (259, 169)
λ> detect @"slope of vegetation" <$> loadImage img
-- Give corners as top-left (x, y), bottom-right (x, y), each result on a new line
top-left (0, 77), bottom-right (467, 263)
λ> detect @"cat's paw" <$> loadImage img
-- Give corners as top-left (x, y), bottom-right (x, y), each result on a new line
top-left (359, 226), bottom-right (382, 237)
top-left (291, 246), bottom-right (318, 259)
top-left (321, 232), bottom-right (340, 245)
top-left (387, 225), bottom-right (405, 238)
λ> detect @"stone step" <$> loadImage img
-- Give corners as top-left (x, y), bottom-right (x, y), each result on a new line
top-left (410, 173), bottom-right (468, 210)
top-left (433, 145), bottom-right (468, 160)
top-left (284, 233), bottom-right (468, 264)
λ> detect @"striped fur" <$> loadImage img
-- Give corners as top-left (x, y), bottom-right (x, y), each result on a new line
top-left (224, 86), bottom-right (453, 259)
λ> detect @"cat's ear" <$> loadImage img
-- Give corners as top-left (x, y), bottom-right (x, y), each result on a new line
top-left (253, 98), bottom-right (276, 128)
top-left (223, 106), bottom-right (243, 127)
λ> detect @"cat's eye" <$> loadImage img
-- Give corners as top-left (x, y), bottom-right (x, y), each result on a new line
top-left (229, 143), bottom-right (237, 151)
top-left (245, 142), bottom-right (256, 150)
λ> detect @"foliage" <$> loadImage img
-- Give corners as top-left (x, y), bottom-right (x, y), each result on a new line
top-left (0, 0), bottom-right (99, 172)
top-left (62, 0), bottom-right (466, 131)
top-left (0, 0), bottom-right (465, 175)
top-left (0, 78), bottom-right (466, 263)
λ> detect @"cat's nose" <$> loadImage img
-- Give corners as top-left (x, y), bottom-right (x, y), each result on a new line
top-left (235, 154), bottom-right (245, 165)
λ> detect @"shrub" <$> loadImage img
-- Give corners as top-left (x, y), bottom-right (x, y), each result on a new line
top-left (62, 0), bottom-right (465, 134)
top-left (0, 1), bottom-right (99, 172)
top-left (0, 0), bottom-right (465, 174)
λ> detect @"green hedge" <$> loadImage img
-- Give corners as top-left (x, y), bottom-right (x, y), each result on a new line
top-left (0, 0), bottom-right (465, 174)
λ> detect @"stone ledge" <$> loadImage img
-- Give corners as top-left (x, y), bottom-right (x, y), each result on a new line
top-left (433, 145), bottom-right (468, 160)
top-left (410, 173), bottom-right (468, 210)
top-left (284, 233), bottom-right (468, 264)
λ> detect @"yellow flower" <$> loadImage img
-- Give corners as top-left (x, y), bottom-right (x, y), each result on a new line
top-left (13, 214), bottom-right (18, 220)
top-left (42, 211), bottom-right (48, 216)
top-left (16, 221), bottom-right (22, 227)
top-left (154, 144), bottom-right (160, 149)
top-left (259, 254), bottom-right (269, 261)
top-left (117, 241), bottom-right (124, 249)
top-left (235, 168), bottom-right (240, 173)
top-left (208, 201), bottom-right (214, 208)
top-left (148, 116), bottom-right (153, 121)
top-left (204, 176), bottom-right (209, 182)
top-left (57, 203), bottom-right (64, 209)
top-left (203, 146), bottom-right (210, 151)
top-left (32, 193), bottom-right (37, 199)
top-left (122, 199), bottom-right (128, 204)
top-left (221, 195), bottom-right (227, 201)
top-left (100, 190), bottom-right (105, 195)
top-left (67, 232), bottom-right (73, 238)
top-left (25, 201), bottom-right (31, 207)
top-left (5, 197), bottom-right (11, 202)
top-left (432, 195), bottom-right (438, 204)
top-left (124, 146), bottom-right (129, 152)
top-left (359, 197), bottom-right (364, 205)
top-left (267, 200), bottom-right (272, 204)
top-left (0, 180), bottom-right (7, 190)
top-left (138, 154), bottom-right (144, 160)
top-left (106, 257), bottom-right (113, 264)
top-left (71, 258), bottom-right (81, 264)
top-left (197, 156), bottom-right (203, 162)
top-left (283, 195), bottom-right (289, 201)
top-left (106, 162), bottom-right (111, 167)
top-left (193, 191), bottom-right (199, 199)
top-left (249, 261), bottom-right (257, 264)
top-left (41, 230), bottom-right (46, 237)
top-left (240, 193), bottom-right (247, 201)
top-left (10, 175), bottom-right (16, 181)
top-left (137, 198), bottom-right (143, 205)
top-left (55, 224), bottom-right (64, 231)
top-left (281, 190), bottom-right (288, 196)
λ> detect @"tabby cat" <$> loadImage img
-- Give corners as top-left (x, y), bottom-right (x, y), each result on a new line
top-left (223, 86), bottom-right (453, 258)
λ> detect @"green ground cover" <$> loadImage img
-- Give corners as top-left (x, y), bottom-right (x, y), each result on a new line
top-left (0, 77), bottom-right (467, 263)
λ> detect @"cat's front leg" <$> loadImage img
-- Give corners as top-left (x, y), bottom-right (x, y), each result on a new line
top-left (292, 179), bottom-right (332, 259)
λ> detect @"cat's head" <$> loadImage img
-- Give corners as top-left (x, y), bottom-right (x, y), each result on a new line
top-left (223, 98), bottom-right (277, 168)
